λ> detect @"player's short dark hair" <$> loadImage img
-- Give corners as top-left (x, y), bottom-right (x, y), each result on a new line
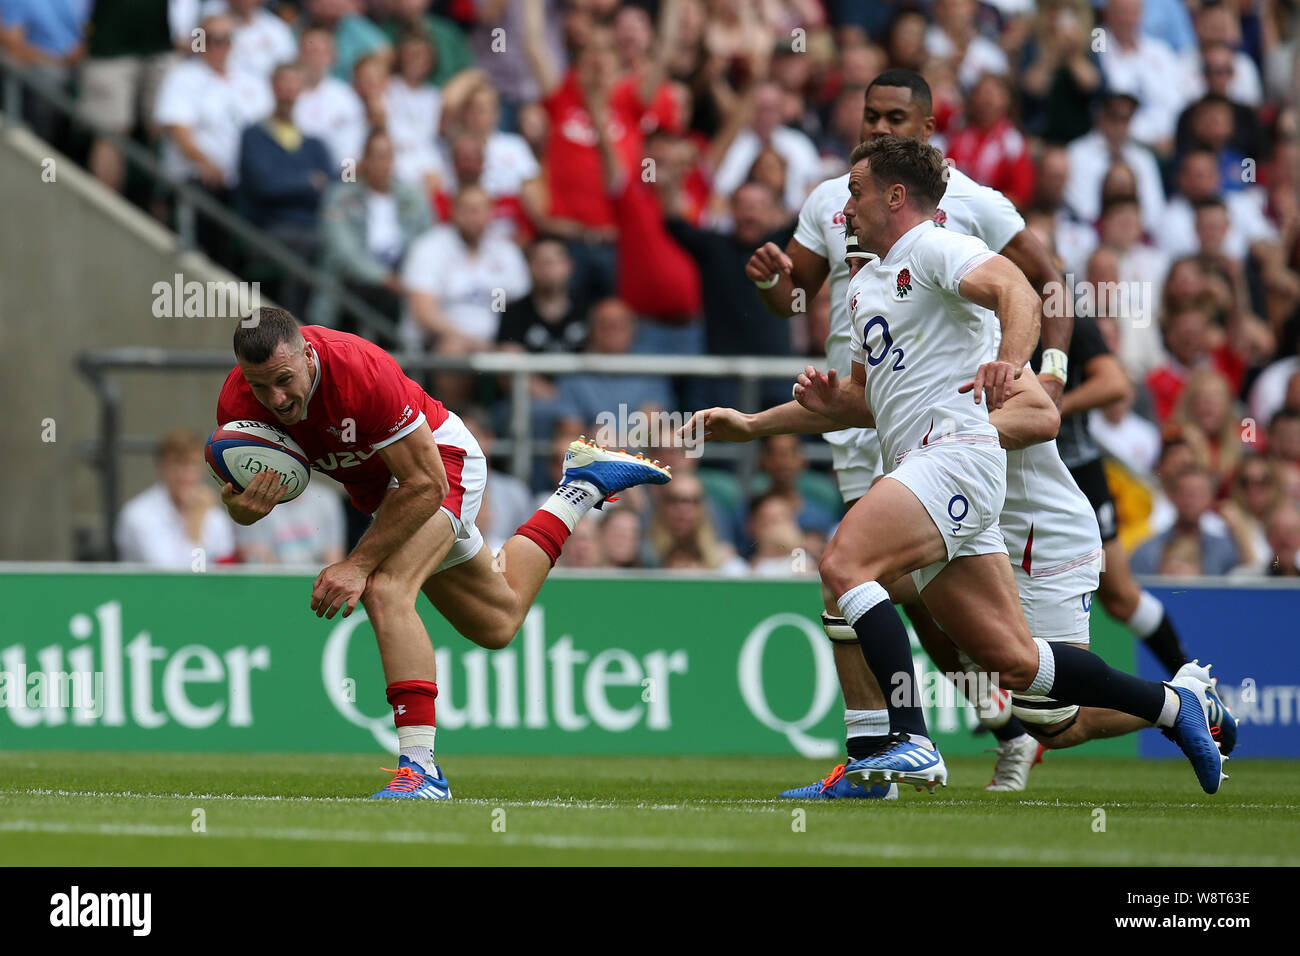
top-left (849, 135), bottom-right (947, 209)
top-left (233, 307), bottom-right (304, 364)
top-left (865, 68), bottom-right (932, 116)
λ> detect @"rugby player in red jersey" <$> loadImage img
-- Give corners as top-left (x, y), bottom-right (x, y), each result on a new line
top-left (216, 308), bottom-right (671, 798)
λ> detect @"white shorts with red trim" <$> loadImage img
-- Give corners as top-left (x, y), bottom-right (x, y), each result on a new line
top-left (383, 410), bottom-right (488, 573)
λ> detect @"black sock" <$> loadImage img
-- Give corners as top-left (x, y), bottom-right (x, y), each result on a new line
top-left (1142, 613), bottom-right (1190, 676)
top-left (991, 715), bottom-right (1028, 742)
top-left (849, 600), bottom-right (929, 739)
top-left (846, 734), bottom-right (891, 760)
top-left (1044, 643), bottom-right (1166, 723)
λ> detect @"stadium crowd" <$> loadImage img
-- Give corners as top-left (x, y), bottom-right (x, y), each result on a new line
top-left (3, 0), bottom-right (1298, 576)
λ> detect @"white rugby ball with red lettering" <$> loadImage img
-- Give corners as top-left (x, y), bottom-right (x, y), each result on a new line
top-left (205, 421), bottom-right (311, 501)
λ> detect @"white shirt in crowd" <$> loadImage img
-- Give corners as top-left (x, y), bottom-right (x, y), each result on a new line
top-left (202, 0), bottom-right (297, 79)
top-left (365, 190), bottom-right (405, 267)
top-left (1063, 130), bottom-right (1167, 234)
top-left (1097, 31), bottom-right (1188, 146)
top-left (1248, 355), bottom-right (1300, 427)
top-left (925, 26), bottom-right (1009, 91)
top-left (116, 482), bottom-right (237, 567)
top-left (234, 483), bottom-right (346, 566)
top-left (1157, 189), bottom-right (1278, 261)
top-left (712, 127), bottom-right (823, 214)
top-left (1089, 409), bottom-right (1162, 478)
top-left (1112, 242), bottom-right (1170, 379)
top-left (294, 76), bottom-right (367, 173)
top-left (441, 131), bottom-right (541, 199)
top-left (400, 225), bottom-right (532, 344)
top-left (154, 58), bottom-right (272, 185)
top-left (385, 78), bottom-right (444, 187)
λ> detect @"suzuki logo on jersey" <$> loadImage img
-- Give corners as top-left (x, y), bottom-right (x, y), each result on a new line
top-left (315, 449), bottom-right (378, 471)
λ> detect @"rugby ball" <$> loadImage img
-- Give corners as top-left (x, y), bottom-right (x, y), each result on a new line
top-left (205, 421), bottom-right (311, 502)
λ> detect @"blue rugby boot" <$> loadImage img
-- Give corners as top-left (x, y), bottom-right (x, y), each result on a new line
top-left (561, 437), bottom-right (671, 507)
top-left (1174, 661), bottom-right (1238, 756)
top-left (370, 755), bottom-right (452, 800)
top-left (1165, 678), bottom-right (1228, 795)
top-left (843, 734), bottom-right (948, 793)
top-left (779, 763), bottom-right (898, 800)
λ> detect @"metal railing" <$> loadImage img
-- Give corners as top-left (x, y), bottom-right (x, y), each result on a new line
top-left (77, 348), bottom-right (833, 558)
top-left (0, 49), bottom-right (396, 341)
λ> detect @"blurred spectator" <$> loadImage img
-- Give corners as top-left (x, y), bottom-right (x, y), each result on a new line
top-left (1064, 91), bottom-right (1167, 236)
top-left (1096, 0), bottom-right (1187, 154)
top-left (666, 180), bottom-right (794, 406)
top-left (1090, 383), bottom-right (1162, 479)
top-left (470, 0), bottom-right (563, 128)
top-left (1220, 455), bottom-right (1286, 569)
top-left (1146, 307), bottom-right (1238, 422)
top-left (1018, 0), bottom-right (1101, 146)
top-left (599, 506), bottom-right (644, 569)
top-left (78, 0), bottom-right (176, 192)
top-left (1180, 94), bottom-right (1250, 195)
top-left (1140, 0), bottom-right (1197, 55)
top-left (925, 0), bottom-right (1008, 93)
top-left (946, 72), bottom-right (1035, 210)
top-left (236, 61), bottom-right (333, 315)
top-left (307, 0), bottom-right (390, 82)
top-left (496, 236), bottom-right (587, 354)
top-left (235, 482), bottom-right (346, 565)
top-left (711, 80), bottom-right (822, 216)
top-left (0, 0), bottom-right (91, 140)
top-left (883, 6), bottom-right (927, 73)
top-left (646, 474), bottom-right (744, 573)
top-left (400, 183), bottom-right (531, 354)
top-left (1132, 467), bottom-right (1239, 575)
top-left (557, 515), bottom-right (603, 568)
top-left (754, 434), bottom-right (839, 536)
top-left (1159, 148), bottom-right (1279, 261)
top-left (1178, 1), bottom-right (1264, 108)
top-left (1171, 368), bottom-right (1245, 485)
top-left (1090, 203), bottom-right (1167, 379)
top-left (320, 128), bottom-right (431, 340)
top-left (216, 0), bottom-right (295, 80)
top-left (379, 0), bottom-right (474, 87)
top-left (154, 13), bottom-right (272, 192)
top-left (1175, 44), bottom-right (1266, 161)
top-left (747, 493), bottom-right (807, 577)
top-left (1259, 503), bottom-right (1300, 576)
top-left (115, 429), bottom-right (236, 566)
top-left (293, 24), bottom-right (366, 174)
top-left (1250, 339), bottom-right (1300, 427)
top-left (554, 297), bottom-right (672, 427)
top-left (1268, 407), bottom-right (1300, 466)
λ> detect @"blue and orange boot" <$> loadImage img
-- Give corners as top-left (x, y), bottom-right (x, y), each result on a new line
top-left (779, 763), bottom-right (898, 800)
top-left (369, 755), bottom-right (452, 800)
top-left (561, 437), bottom-right (671, 507)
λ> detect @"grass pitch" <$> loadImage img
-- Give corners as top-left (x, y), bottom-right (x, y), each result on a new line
top-left (1, 751), bottom-right (1296, 866)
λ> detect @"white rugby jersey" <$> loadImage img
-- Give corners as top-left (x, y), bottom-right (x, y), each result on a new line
top-left (846, 220), bottom-right (1001, 469)
top-left (1004, 441), bottom-right (1103, 577)
top-left (795, 166), bottom-right (1026, 458)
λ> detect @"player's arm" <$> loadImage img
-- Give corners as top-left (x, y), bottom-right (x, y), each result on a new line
top-left (1059, 352), bottom-right (1133, 419)
top-left (681, 364), bottom-right (872, 442)
top-left (1001, 227), bottom-right (1072, 407)
top-left (957, 254), bottom-right (1042, 410)
top-left (310, 424), bottom-right (449, 619)
top-left (746, 237), bottom-right (829, 318)
top-left (985, 365), bottom-right (1061, 450)
top-left (220, 470), bottom-right (289, 526)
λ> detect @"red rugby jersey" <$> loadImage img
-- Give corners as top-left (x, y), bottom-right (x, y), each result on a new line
top-left (217, 326), bottom-right (448, 514)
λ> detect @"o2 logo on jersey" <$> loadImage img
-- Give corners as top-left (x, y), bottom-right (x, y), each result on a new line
top-left (861, 315), bottom-right (906, 370)
top-left (947, 494), bottom-right (969, 534)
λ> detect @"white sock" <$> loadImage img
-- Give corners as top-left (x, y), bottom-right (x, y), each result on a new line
top-left (542, 480), bottom-right (602, 531)
top-left (1155, 685), bottom-right (1182, 728)
top-left (906, 734), bottom-right (935, 750)
top-left (845, 708), bottom-right (889, 738)
top-left (1126, 590), bottom-right (1165, 638)
top-left (836, 581), bottom-right (889, 626)
top-left (397, 724), bottom-right (437, 772)
top-left (1026, 638), bottom-right (1056, 696)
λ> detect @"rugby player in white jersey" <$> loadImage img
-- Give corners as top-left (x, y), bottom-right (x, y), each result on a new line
top-left (741, 70), bottom-right (1231, 795)
top-left (702, 136), bottom-right (1228, 795)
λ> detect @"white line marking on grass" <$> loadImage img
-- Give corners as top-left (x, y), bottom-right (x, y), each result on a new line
top-left (0, 819), bottom-right (1289, 865)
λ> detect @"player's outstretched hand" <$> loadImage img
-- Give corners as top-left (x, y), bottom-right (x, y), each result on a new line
top-left (221, 470), bottom-right (288, 525)
top-left (680, 407), bottom-right (754, 443)
top-left (745, 241), bottom-right (793, 285)
top-left (793, 365), bottom-right (838, 418)
top-left (311, 559), bottom-right (368, 620)
top-left (959, 361), bottom-right (1022, 411)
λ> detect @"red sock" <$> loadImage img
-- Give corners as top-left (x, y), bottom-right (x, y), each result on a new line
top-left (386, 679), bottom-right (438, 727)
top-left (515, 509), bottom-right (572, 566)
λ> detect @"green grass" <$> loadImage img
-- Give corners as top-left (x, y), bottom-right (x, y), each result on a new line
top-left (1, 752), bottom-right (1296, 866)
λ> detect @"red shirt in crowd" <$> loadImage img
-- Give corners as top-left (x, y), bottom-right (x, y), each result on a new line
top-left (1146, 348), bottom-right (1248, 422)
top-left (217, 326), bottom-right (451, 515)
top-left (946, 118), bottom-right (1036, 210)
top-left (613, 177), bottom-right (701, 323)
top-left (542, 70), bottom-right (679, 228)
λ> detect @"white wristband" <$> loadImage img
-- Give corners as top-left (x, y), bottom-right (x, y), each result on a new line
top-left (753, 274), bottom-right (780, 290)
top-left (1040, 347), bottom-right (1069, 384)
